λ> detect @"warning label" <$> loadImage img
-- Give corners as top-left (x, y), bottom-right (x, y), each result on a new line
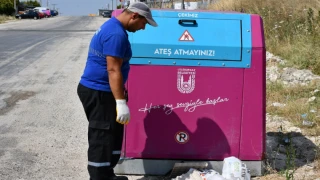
top-left (179, 30), bottom-right (194, 41)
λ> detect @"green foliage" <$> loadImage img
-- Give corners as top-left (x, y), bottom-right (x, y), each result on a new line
top-left (284, 134), bottom-right (296, 180)
top-left (0, 0), bottom-right (16, 15)
top-left (0, 0), bottom-right (40, 15)
top-left (21, 0), bottom-right (40, 7)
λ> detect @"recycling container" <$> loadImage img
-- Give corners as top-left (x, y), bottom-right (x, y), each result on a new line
top-left (111, 9), bottom-right (122, 17)
top-left (114, 9), bottom-right (266, 176)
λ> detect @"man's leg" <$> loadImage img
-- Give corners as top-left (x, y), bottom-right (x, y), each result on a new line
top-left (77, 83), bottom-right (115, 180)
top-left (110, 120), bottom-right (124, 171)
top-left (87, 127), bottom-right (114, 179)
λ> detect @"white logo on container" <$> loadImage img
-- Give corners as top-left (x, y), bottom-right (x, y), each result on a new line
top-left (177, 68), bottom-right (196, 94)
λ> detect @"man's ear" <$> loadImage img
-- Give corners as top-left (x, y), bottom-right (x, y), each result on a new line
top-left (132, 13), bottom-right (139, 19)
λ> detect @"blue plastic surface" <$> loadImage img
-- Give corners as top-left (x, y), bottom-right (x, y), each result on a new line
top-left (129, 10), bottom-right (252, 68)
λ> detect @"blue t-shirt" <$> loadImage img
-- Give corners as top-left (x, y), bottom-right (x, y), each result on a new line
top-left (80, 17), bottom-right (132, 92)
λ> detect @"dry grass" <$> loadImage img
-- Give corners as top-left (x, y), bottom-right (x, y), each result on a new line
top-left (267, 81), bottom-right (320, 135)
top-left (207, 0), bottom-right (320, 178)
top-left (0, 15), bottom-right (16, 24)
top-left (208, 0), bottom-right (320, 75)
top-left (208, 0), bottom-right (320, 134)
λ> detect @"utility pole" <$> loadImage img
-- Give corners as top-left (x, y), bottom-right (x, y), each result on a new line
top-left (13, 0), bottom-right (17, 14)
top-left (112, 0), bottom-right (114, 10)
top-left (47, 0), bottom-right (49, 8)
top-left (52, 3), bottom-right (57, 10)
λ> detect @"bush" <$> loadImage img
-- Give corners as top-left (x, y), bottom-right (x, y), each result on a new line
top-left (0, 5), bottom-right (15, 15)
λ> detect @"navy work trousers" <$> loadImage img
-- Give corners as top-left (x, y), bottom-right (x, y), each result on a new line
top-left (77, 83), bottom-right (124, 180)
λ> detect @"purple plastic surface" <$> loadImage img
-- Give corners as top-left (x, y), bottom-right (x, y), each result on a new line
top-left (121, 14), bottom-right (266, 161)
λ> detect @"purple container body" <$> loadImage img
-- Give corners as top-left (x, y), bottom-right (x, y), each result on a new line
top-left (121, 13), bottom-right (266, 161)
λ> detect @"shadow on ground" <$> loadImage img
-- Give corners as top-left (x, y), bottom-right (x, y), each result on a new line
top-left (266, 131), bottom-right (319, 171)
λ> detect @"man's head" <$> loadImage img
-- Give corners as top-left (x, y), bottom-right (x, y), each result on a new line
top-left (119, 2), bottom-right (157, 32)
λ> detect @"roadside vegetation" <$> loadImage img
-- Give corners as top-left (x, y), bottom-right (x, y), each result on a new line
top-left (209, 0), bottom-right (320, 179)
top-left (0, 14), bottom-right (15, 23)
top-left (209, 0), bottom-right (320, 75)
top-left (209, 0), bottom-right (320, 134)
top-left (267, 82), bottom-right (320, 135)
top-left (0, 0), bottom-right (40, 24)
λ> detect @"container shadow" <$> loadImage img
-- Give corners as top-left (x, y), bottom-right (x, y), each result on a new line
top-left (139, 107), bottom-right (230, 177)
top-left (266, 131), bottom-right (319, 171)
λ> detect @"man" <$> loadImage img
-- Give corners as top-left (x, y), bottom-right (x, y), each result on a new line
top-left (77, 2), bottom-right (157, 180)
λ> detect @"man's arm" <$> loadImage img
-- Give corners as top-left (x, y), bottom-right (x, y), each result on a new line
top-left (107, 55), bottom-right (130, 124)
top-left (106, 56), bottom-right (125, 99)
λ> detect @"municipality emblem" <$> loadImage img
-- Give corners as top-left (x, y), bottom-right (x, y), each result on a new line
top-left (177, 68), bottom-right (196, 94)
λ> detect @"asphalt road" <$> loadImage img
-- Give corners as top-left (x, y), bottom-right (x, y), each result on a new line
top-left (0, 16), bottom-right (154, 180)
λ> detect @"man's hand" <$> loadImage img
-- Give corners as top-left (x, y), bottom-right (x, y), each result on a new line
top-left (106, 56), bottom-right (129, 124)
top-left (116, 99), bottom-right (130, 125)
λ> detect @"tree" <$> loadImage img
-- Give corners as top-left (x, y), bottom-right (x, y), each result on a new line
top-left (0, 0), bottom-right (41, 15)
top-left (24, 0), bottom-right (40, 7)
top-left (17, 0), bottom-right (40, 12)
top-left (0, 0), bottom-right (17, 15)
